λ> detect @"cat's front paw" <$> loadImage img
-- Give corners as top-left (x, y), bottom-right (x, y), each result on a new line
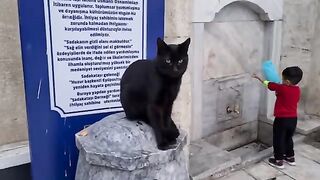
top-left (168, 120), bottom-right (180, 139)
top-left (164, 128), bottom-right (180, 144)
top-left (172, 127), bottom-right (180, 139)
top-left (157, 140), bottom-right (170, 150)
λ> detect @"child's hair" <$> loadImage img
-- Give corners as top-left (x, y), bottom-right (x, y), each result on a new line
top-left (282, 66), bottom-right (303, 85)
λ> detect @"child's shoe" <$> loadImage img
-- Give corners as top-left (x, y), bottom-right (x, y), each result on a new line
top-left (268, 158), bottom-right (285, 169)
top-left (284, 157), bottom-right (296, 166)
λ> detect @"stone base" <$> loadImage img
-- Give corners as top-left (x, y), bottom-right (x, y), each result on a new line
top-left (204, 121), bottom-right (258, 150)
top-left (75, 113), bottom-right (189, 180)
top-left (76, 150), bottom-right (188, 180)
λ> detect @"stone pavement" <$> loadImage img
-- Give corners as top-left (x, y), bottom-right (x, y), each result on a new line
top-left (217, 143), bottom-right (320, 180)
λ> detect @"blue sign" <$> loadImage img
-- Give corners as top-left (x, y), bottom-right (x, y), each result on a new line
top-left (18, 0), bottom-right (164, 179)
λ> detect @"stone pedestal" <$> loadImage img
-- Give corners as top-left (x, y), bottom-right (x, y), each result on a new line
top-left (75, 112), bottom-right (189, 180)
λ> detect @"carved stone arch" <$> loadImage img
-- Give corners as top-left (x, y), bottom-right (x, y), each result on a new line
top-left (193, 0), bottom-right (283, 22)
top-left (190, 0), bottom-right (284, 140)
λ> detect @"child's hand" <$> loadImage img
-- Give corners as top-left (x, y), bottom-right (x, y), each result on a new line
top-left (252, 73), bottom-right (260, 79)
top-left (252, 73), bottom-right (264, 83)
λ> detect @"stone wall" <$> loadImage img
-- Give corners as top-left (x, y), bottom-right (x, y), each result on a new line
top-left (306, 1), bottom-right (320, 116)
top-left (200, 3), bottom-right (263, 140)
top-left (167, 0), bottom-right (320, 142)
top-left (0, 0), bottom-right (28, 146)
top-left (280, 0), bottom-right (319, 106)
top-left (164, 0), bottom-right (193, 137)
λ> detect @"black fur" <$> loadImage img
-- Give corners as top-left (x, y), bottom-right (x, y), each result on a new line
top-left (120, 38), bottom-right (191, 150)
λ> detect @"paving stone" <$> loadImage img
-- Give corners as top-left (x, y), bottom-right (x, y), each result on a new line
top-left (217, 143), bottom-right (320, 180)
top-left (190, 140), bottom-right (241, 180)
top-left (229, 142), bottom-right (268, 158)
top-left (240, 147), bottom-right (273, 167)
top-left (295, 144), bottom-right (320, 164)
top-left (280, 154), bottom-right (320, 180)
top-left (218, 170), bottom-right (254, 180)
top-left (245, 162), bottom-right (283, 180)
top-left (276, 175), bottom-right (294, 180)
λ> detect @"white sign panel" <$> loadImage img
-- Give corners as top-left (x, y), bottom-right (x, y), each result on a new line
top-left (43, 0), bottom-right (146, 117)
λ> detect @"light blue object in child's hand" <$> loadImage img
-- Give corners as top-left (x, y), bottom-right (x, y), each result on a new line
top-left (262, 60), bottom-right (281, 83)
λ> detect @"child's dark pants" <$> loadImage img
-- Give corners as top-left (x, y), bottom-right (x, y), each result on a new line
top-left (273, 117), bottom-right (297, 160)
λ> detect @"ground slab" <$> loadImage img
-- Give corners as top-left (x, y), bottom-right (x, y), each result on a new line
top-left (190, 140), bottom-right (241, 180)
top-left (216, 143), bottom-right (320, 180)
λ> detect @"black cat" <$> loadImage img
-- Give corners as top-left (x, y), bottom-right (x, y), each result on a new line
top-left (120, 38), bottom-right (191, 150)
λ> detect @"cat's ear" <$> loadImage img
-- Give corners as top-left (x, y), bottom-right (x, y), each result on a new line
top-left (157, 38), bottom-right (169, 56)
top-left (179, 38), bottom-right (191, 54)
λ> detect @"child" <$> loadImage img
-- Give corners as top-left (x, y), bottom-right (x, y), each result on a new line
top-left (253, 66), bottom-right (303, 169)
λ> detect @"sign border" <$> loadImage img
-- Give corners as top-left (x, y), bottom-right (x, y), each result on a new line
top-left (44, 0), bottom-right (147, 117)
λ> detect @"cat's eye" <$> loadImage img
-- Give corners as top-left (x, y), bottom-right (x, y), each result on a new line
top-left (165, 59), bottom-right (171, 64)
top-left (178, 59), bottom-right (184, 64)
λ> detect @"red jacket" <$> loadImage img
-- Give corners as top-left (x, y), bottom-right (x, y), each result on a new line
top-left (268, 82), bottom-right (300, 118)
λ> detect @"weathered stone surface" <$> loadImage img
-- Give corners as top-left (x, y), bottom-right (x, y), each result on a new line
top-left (239, 147), bottom-right (273, 167)
top-left (276, 175), bottom-right (294, 180)
top-left (296, 118), bottom-right (320, 135)
top-left (245, 162), bottom-right (283, 180)
top-left (260, 117), bottom-right (320, 136)
top-left (204, 121), bottom-right (258, 150)
top-left (229, 142), bottom-right (269, 159)
top-left (295, 144), bottom-right (320, 164)
top-left (165, 0), bottom-right (191, 38)
top-left (280, 154), bottom-right (320, 180)
top-left (0, 0), bottom-right (27, 146)
top-left (189, 140), bottom-right (241, 180)
top-left (217, 141), bottom-right (320, 180)
top-left (202, 2), bottom-right (265, 80)
top-left (281, 0), bottom-right (318, 88)
top-left (75, 112), bottom-right (189, 180)
top-left (218, 170), bottom-right (254, 180)
top-left (258, 121), bottom-right (273, 146)
top-left (202, 75), bottom-right (260, 139)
